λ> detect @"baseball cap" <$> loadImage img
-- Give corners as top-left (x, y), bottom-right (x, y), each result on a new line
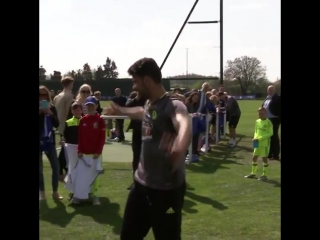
top-left (84, 96), bottom-right (97, 105)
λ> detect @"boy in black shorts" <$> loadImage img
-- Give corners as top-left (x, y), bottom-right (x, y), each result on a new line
top-left (222, 92), bottom-right (241, 147)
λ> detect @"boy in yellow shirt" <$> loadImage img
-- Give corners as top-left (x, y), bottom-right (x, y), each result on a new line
top-left (245, 107), bottom-right (273, 181)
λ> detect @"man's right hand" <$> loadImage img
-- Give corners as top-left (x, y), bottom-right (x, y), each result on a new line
top-left (110, 102), bottom-right (123, 115)
top-left (104, 107), bottom-right (115, 115)
top-left (78, 153), bottom-right (83, 158)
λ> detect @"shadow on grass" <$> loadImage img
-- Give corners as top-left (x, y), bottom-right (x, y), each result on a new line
top-left (184, 183), bottom-right (228, 213)
top-left (219, 134), bottom-right (252, 147)
top-left (183, 199), bottom-right (198, 214)
top-left (187, 134), bottom-right (247, 174)
top-left (40, 200), bottom-right (76, 228)
top-left (70, 197), bottom-right (122, 234)
top-left (264, 179), bottom-right (281, 188)
top-left (187, 153), bottom-right (243, 174)
top-left (244, 177), bottom-right (281, 188)
top-left (40, 197), bottom-right (122, 234)
top-left (186, 191), bottom-right (228, 211)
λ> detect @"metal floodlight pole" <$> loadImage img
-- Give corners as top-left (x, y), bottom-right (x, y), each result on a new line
top-left (220, 0), bottom-right (223, 85)
top-left (186, 48), bottom-right (189, 77)
top-left (160, 0), bottom-right (199, 70)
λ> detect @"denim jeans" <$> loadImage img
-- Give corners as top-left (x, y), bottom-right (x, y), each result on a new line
top-left (39, 143), bottom-right (60, 192)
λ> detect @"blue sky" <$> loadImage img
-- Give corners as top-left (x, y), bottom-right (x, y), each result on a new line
top-left (40, 0), bottom-right (280, 81)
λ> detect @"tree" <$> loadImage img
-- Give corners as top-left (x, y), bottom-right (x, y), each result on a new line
top-left (39, 65), bottom-right (46, 81)
top-left (66, 70), bottom-right (76, 79)
top-left (102, 57), bottom-right (119, 79)
top-left (82, 63), bottom-right (93, 80)
top-left (50, 70), bottom-right (62, 81)
top-left (95, 66), bottom-right (105, 80)
top-left (167, 73), bottom-right (219, 89)
top-left (274, 78), bottom-right (281, 93)
top-left (224, 56), bottom-right (267, 95)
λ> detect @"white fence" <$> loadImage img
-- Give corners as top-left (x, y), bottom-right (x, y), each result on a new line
top-left (101, 111), bottom-right (226, 156)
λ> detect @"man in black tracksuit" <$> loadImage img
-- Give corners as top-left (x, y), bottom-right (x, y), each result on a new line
top-left (125, 94), bottom-right (146, 189)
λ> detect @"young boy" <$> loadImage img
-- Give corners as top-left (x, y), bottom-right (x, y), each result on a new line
top-left (76, 96), bottom-right (106, 205)
top-left (63, 102), bottom-right (82, 148)
top-left (245, 107), bottom-right (273, 181)
top-left (63, 102), bottom-right (82, 200)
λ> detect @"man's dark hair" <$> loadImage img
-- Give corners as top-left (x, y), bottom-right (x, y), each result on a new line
top-left (71, 102), bottom-right (82, 110)
top-left (218, 91), bottom-right (225, 96)
top-left (127, 58), bottom-right (162, 83)
top-left (61, 76), bottom-right (74, 88)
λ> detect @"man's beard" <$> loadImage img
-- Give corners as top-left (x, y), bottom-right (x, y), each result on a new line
top-left (138, 90), bottom-right (150, 100)
top-left (133, 84), bottom-right (150, 99)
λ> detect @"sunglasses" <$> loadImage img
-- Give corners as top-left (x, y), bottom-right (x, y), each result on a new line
top-left (81, 90), bottom-right (90, 94)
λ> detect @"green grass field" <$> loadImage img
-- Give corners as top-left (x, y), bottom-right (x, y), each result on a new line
top-left (42, 100), bottom-right (280, 240)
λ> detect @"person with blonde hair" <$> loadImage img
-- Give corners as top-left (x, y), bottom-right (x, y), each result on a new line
top-left (211, 89), bottom-right (217, 95)
top-left (76, 84), bottom-right (92, 115)
top-left (39, 85), bottom-right (62, 200)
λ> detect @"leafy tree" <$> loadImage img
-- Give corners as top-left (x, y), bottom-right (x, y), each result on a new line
top-left (224, 56), bottom-right (267, 95)
top-left (274, 78), bottom-right (281, 93)
top-left (95, 66), bottom-right (105, 80)
top-left (50, 70), bottom-right (62, 81)
top-left (66, 70), bottom-right (76, 79)
top-left (102, 57), bottom-right (119, 79)
top-left (167, 73), bottom-right (219, 89)
top-left (39, 65), bottom-right (46, 81)
top-left (82, 63), bottom-right (93, 80)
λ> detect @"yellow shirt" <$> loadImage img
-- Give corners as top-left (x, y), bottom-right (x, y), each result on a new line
top-left (253, 118), bottom-right (273, 147)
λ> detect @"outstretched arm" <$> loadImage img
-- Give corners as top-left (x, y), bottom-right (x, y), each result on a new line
top-left (110, 102), bottom-right (144, 120)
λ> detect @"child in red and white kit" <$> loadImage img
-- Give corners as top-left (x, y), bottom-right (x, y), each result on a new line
top-left (75, 96), bottom-right (106, 205)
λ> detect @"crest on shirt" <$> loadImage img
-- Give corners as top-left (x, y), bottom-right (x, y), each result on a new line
top-left (152, 110), bottom-right (157, 120)
top-left (83, 123), bottom-right (86, 126)
top-left (93, 122), bottom-right (98, 129)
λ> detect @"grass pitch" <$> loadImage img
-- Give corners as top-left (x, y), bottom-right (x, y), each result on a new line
top-left (42, 100), bottom-right (280, 240)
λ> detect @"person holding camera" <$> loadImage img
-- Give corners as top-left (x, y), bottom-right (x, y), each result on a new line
top-left (39, 85), bottom-right (62, 201)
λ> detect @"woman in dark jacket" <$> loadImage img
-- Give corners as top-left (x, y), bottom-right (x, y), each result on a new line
top-left (39, 85), bottom-right (62, 200)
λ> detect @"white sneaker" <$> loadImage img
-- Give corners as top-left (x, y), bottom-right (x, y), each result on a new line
top-left (228, 139), bottom-right (233, 145)
top-left (92, 196), bottom-right (100, 206)
top-left (185, 155), bottom-right (191, 165)
top-left (230, 139), bottom-right (236, 147)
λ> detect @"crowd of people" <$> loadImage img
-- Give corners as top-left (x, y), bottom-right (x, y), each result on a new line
top-left (39, 57), bottom-right (280, 239)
